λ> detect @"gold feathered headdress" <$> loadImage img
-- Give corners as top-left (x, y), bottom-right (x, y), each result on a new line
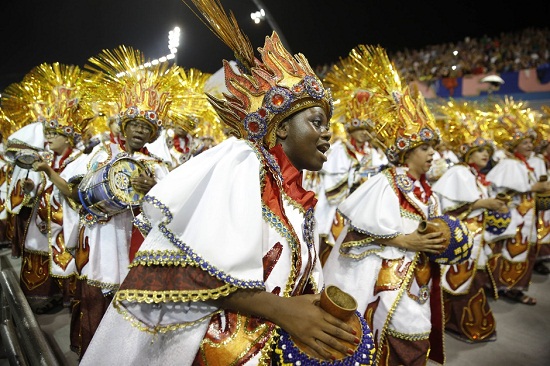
top-left (486, 96), bottom-right (537, 151)
top-left (183, 0), bottom-right (333, 149)
top-left (166, 67), bottom-right (224, 143)
top-left (2, 62), bottom-right (94, 145)
top-left (323, 45), bottom-right (379, 134)
top-left (334, 45), bottom-right (439, 164)
top-left (434, 99), bottom-right (495, 161)
top-left (84, 45), bottom-right (193, 142)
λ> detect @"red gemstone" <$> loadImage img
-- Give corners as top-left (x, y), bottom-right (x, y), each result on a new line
top-left (355, 90), bottom-right (371, 103)
top-left (249, 121), bottom-right (259, 133)
top-left (272, 94), bottom-right (285, 106)
top-left (258, 108), bottom-right (267, 118)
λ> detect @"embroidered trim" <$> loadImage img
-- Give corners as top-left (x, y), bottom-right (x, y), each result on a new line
top-left (385, 327), bottom-right (430, 341)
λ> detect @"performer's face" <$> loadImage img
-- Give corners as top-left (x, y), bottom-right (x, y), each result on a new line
top-left (467, 148), bottom-right (490, 169)
top-left (404, 143), bottom-right (435, 179)
top-left (514, 138), bottom-right (533, 157)
top-left (276, 106), bottom-right (331, 172)
top-left (349, 129), bottom-right (370, 145)
top-left (45, 131), bottom-right (71, 154)
top-left (124, 119), bottom-right (153, 152)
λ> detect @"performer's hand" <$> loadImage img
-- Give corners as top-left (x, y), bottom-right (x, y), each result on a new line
top-left (474, 198), bottom-right (508, 213)
top-left (531, 181), bottom-right (550, 193)
top-left (273, 294), bottom-right (358, 360)
top-left (217, 291), bottom-right (358, 361)
top-left (380, 231), bottom-right (446, 253)
top-left (32, 161), bottom-right (51, 174)
top-left (131, 173), bottom-right (156, 194)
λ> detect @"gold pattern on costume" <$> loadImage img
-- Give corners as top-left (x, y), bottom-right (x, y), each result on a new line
top-left (413, 254), bottom-right (431, 287)
top-left (375, 258), bottom-right (409, 294)
top-left (365, 296), bottom-right (380, 331)
top-left (10, 180), bottom-right (25, 210)
top-left (516, 194), bottom-right (534, 217)
top-left (537, 214), bottom-right (550, 240)
top-left (446, 260), bottom-right (475, 291)
top-left (460, 288), bottom-right (496, 341)
top-left (464, 218), bottom-right (483, 237)
top-left (505, 231), bottom-right (529, 258)
top-left (75, 226), bottom-right (90, 272)
top-left (385, 327), bottom-right (431, 341)
top-left (53, 233), bottom-right (72, 270)
top-left (499, 259), bottom-right (528, 287)
top-left (21, 252), bottom-right (49, 290)
top-left (330, 211), bottom-right (345, 243)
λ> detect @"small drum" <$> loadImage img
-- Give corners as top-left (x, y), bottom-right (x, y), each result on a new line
top-left (78, 157), bottom-right (148, 218)
top-left (5, 146), bottom-right (53, 170)
top-left (419, 215), bottom-right (472, 265)
top-left (274, 286), bottom-right (376, 365)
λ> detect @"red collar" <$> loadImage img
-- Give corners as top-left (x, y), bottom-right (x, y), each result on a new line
top-left (269, 144), bottom-right (317, 211)
top-left (468, 163), bottom-right (491, 186)
top-left (514, 152), bottom-right (534, 172)
top-left (173, 135), bottom-right (191, 153)
top-left (53, 147), bottom-right (73, 172)
top-left (406, 172), bottom-right (432, 203)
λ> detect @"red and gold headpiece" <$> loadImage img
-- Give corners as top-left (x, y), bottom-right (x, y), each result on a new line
top-left (435, 99), bottom-right (495, 161)
top-left (84, 46), bottom-right (193, 143)
top-left (3, 62), bottom-right (93, 146)
top-left (487, 96), bottom-right (537, 151)
top-left (183, 0), bottom-right (333, 149)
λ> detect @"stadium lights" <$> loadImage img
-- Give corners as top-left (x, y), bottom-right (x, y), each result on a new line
top-left (116, 26), bottom-right (181, 78)
top-left (251, 9), bottom-right (265, 24)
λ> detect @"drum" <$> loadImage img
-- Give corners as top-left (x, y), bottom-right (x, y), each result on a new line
top-left (274, 286), bottom-right (376, 366)
top-left (78, 157), bottom-right (148, 218)
top-left (5, 146), bottom-right (53, 170)
top-left (485, 192), bottom-right (512, 235)
top-left (419, 214), bottom-right (472, 265)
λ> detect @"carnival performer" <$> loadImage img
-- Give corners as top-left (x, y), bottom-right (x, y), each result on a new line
top-left (63, 45), bottom-right (195, 358)
top-left (485, 97), bottom-right (550, 305)
top-left (323, 45), bottom-right (471, 366)
top-left (308, 52), bottom-right (389, 264)
top-left (431, 99), bottom-right (507, 343)
top-left (532, 117), bottom-right (550, 274)
top-left (80, 1), bottom-right (375, 365)
top-left (2, 62), bottom-right (92, 313)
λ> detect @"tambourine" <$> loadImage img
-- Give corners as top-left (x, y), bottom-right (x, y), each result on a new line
top-left (5, 146), bottom-right (53, 170)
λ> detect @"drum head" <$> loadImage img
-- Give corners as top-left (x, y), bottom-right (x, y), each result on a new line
top-left (5, 148), bottom-right (42, 169)
top-left (107, 157), bottom-right (148, 206)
